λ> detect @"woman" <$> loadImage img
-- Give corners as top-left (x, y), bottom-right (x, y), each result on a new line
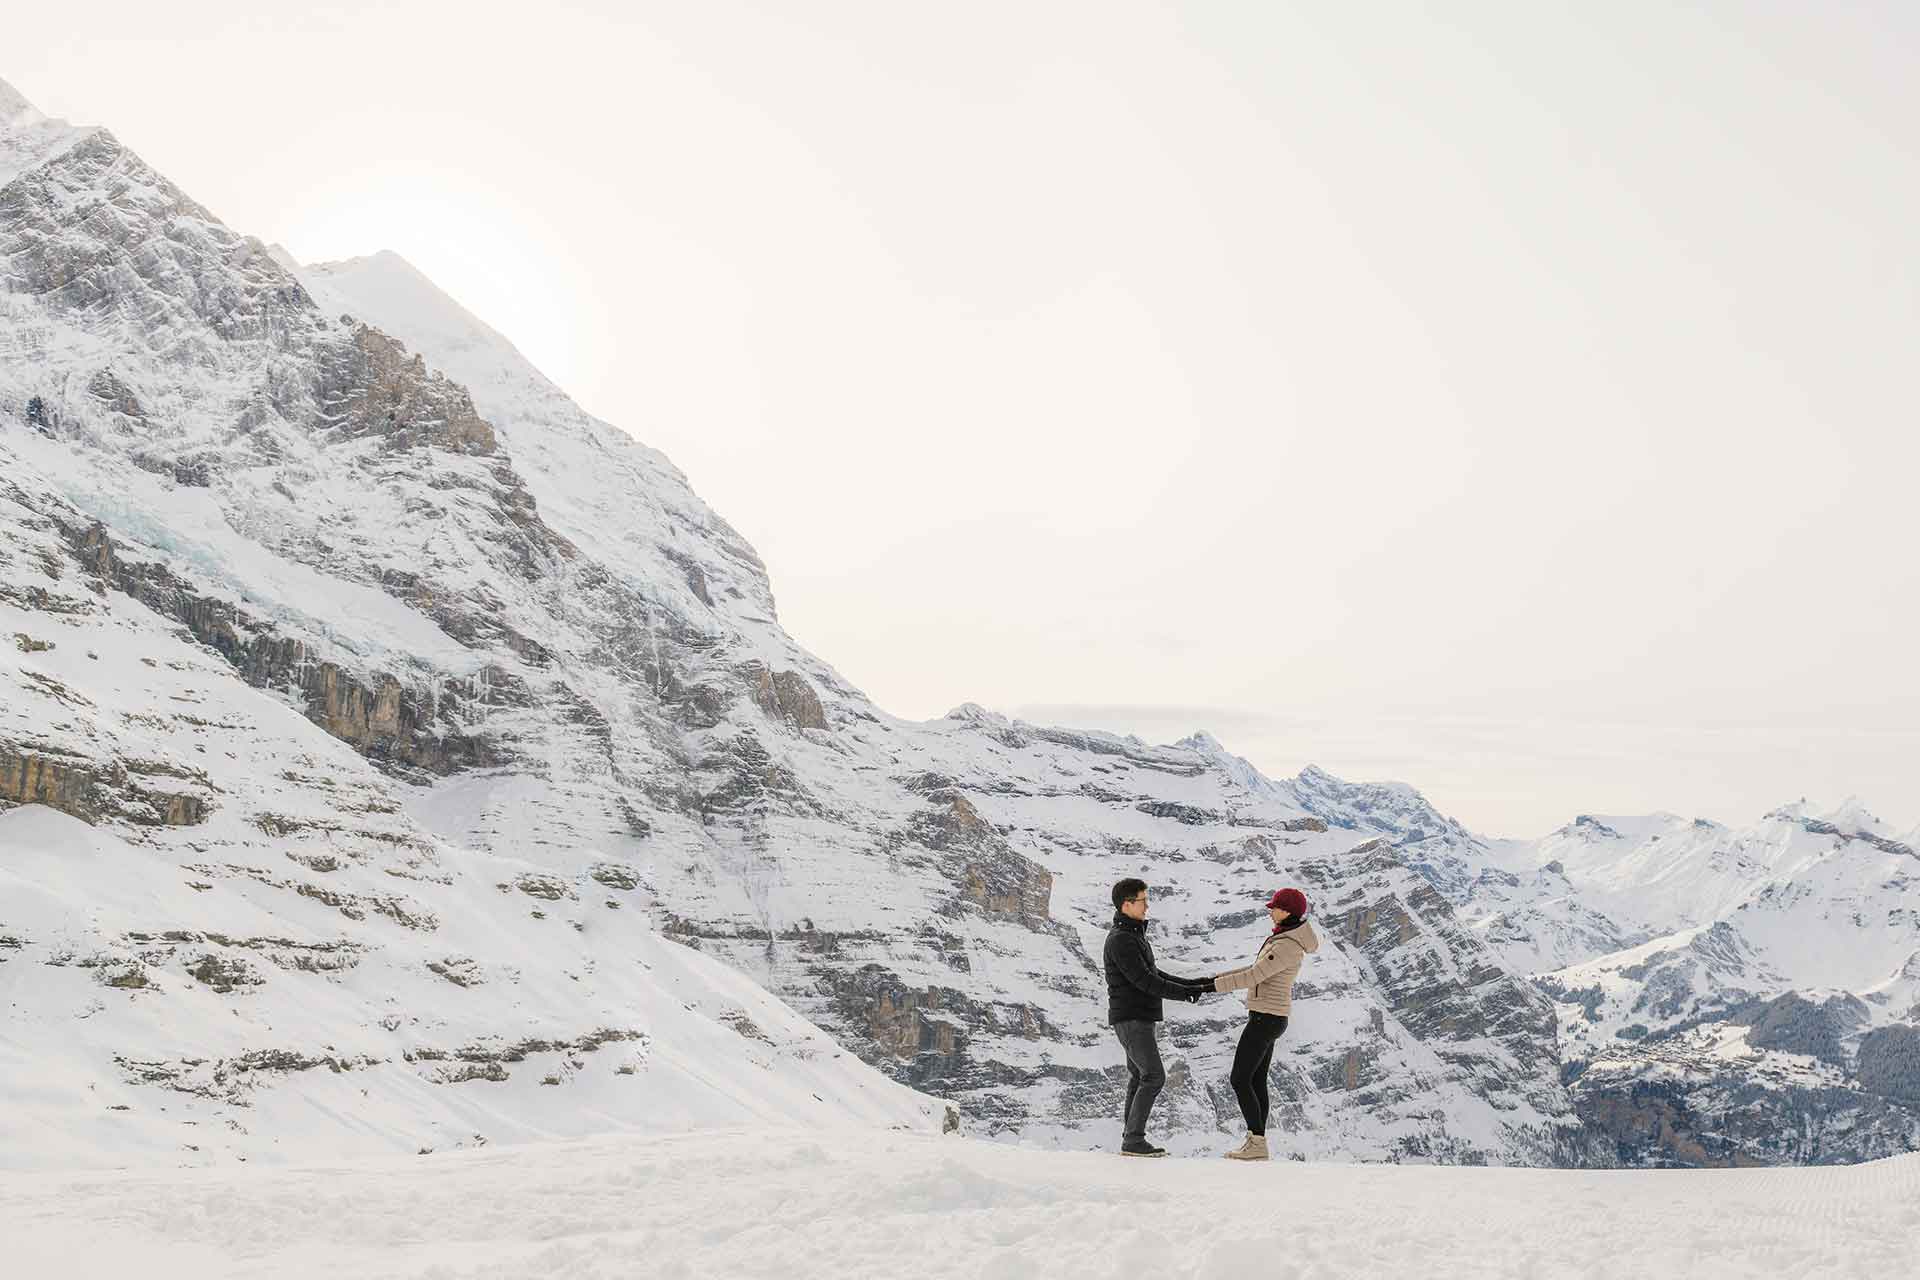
top-left (1208, 887), bottom-right (1319, 1161)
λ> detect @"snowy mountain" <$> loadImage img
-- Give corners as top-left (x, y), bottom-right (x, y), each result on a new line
top-left (3, 75), bottom-right (1913, 1173)
top-left (1514, 804), bottom-right (1920, 1165)
top-left (0, 83), bottom-right (945, 1167)
top-left (0, 78), bottom-right (1602, 1169)
top-left (1341, 790), bottom-right (1920, 1165)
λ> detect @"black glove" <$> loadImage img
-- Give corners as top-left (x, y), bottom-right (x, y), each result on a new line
top-left (1182, 988), bottom-right (1203, 1003)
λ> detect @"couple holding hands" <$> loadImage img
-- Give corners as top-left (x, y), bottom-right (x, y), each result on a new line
top-left (1102, 877), bottom-right (1319, 1160)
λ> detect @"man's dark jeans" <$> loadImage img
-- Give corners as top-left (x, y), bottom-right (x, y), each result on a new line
top-left (1112, 1019), bottom-right (1166, 1143)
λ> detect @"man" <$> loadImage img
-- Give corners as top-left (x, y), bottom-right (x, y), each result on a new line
top-left (1103, 877), bottom-right (1211, 1157)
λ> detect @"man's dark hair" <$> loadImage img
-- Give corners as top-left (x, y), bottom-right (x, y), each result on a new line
top-left (1112, 878), bottom-right (1148, 911)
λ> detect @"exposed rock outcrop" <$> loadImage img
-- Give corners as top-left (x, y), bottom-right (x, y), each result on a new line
top-left (0, 743), bottom-right (209, 827)
top-left (316, 324), bottom-right (497, 455)
top-left (749, 665), bottom-right (829, 731)
top-left (62, 521), bottom-right (510, 779)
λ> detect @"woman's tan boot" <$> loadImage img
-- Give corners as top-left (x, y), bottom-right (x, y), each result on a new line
top-left (1225, 1133), bottom-right (1269, 1161)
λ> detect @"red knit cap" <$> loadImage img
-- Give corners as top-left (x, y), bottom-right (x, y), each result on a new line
top-left (1268, 887), bottom-right (1309, 917)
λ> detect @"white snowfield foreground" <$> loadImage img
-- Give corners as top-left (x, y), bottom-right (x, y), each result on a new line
top-left (3, 1131), bottom-right (1915, 1280)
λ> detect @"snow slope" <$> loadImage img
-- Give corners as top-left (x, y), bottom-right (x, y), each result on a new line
top-left (0, 801), bottom-right (947, 1170)
top-left (0, 448), bottom-right (944, 1169)
top-left (3, 1128), bottom-right (1916, 1280)
top-left (298, 249), bottom-right (780, 631)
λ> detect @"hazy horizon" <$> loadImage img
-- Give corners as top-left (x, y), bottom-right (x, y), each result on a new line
top-left (8, 2), bottom-right (1917, 836)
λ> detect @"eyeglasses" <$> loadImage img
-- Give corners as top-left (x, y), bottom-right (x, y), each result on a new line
top-left (1128, 894), bottom-right (1148, 903)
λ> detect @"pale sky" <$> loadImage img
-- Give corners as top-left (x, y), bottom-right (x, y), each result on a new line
top-left (9, 3), bottom-right (1918, 837)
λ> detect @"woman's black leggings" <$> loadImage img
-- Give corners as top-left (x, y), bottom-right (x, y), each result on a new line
top-left (1228, 1012), bottom-right (1290, 1135)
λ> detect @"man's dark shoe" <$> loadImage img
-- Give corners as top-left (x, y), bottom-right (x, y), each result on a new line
top-left (1120, 1140), bottom-right (1167, 1158)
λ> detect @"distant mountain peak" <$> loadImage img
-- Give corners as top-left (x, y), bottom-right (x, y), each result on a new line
top-left (1172, 729), bottom-right (1226, 755)
top-left (1816, 795), bottom-right (1882, 830)
top-left (1568, 815), bottom-right (1622, 839)
top-left (0, 76), bottom-right (42, 128)
top-left (309, 246), bottom-right (423, 276)
top-left (299, 248), bottom-right (535, 372)
top-left (1295, 763), bottom-right (1423, 804)
top-left (0, 77), bottom-right (97, 190)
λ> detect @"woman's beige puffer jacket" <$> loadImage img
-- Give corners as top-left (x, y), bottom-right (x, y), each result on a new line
top-left (1213, 921), bottom-right (1320, 1016)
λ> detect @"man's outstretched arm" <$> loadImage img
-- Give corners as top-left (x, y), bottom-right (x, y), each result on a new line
top-left (1111, 935), bottom-right (1209, 1000)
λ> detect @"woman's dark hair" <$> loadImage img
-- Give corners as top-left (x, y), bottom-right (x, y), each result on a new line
top-left (1112, 878), bottom-right (1149, 910)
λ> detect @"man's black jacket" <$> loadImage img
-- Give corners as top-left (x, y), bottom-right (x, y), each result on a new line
top-left (1103, 911), bottom-right (1201, 1025)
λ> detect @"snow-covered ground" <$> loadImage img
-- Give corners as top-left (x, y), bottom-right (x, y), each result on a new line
top-left (3, 1129), bottom-right (1915, 1280)
top-left (0, 798), bottom-right (948, 1170)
